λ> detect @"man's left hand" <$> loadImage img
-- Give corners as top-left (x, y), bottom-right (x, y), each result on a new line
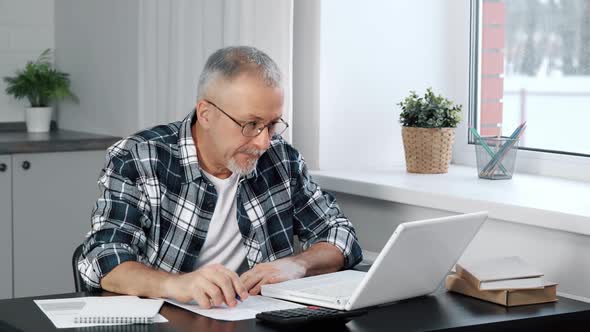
top-left (239, 257), bottom-right (307, 295)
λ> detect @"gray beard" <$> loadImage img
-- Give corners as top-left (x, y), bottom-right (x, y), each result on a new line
top-left (227, 148), bottom-right (266, 176)
top-left (227, 156), bottom-right (258, 176)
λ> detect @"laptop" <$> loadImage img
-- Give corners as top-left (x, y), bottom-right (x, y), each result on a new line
top-left (261, 211), bottom-right (488, 311)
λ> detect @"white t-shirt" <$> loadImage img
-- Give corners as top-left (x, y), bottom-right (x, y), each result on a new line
top-left (194, 170), bottom-right (248, 272)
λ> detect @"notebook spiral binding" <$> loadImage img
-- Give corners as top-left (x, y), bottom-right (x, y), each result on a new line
top-left (74, 316), bottom-right (154, 324)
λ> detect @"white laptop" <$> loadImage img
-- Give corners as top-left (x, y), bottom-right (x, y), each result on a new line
top-left (261, 211), bottom-right (488, 311)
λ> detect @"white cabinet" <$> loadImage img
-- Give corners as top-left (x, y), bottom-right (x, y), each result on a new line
top-left (0, 155), bottom-right (12, 299)
top-left (3, 150), bottom-right (105, 298)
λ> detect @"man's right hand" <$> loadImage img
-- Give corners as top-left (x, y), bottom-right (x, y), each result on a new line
top-left (163, 264), bottom-right (249, 308)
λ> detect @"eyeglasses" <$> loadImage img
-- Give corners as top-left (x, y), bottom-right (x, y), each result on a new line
top-left (204, 99), bottom-right (289, 138)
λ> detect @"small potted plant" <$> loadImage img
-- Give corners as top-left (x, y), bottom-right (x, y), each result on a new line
top-left (3, 49), bottom-right (78, 133)
top-left (398, 88), bottom-right (462, 174)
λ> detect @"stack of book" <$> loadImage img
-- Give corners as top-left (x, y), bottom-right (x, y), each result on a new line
top-left (446, 256), bottom-right (558, 307)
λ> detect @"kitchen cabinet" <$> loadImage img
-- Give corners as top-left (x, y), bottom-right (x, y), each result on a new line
top-left (3, 150), bottom-right (105, 298)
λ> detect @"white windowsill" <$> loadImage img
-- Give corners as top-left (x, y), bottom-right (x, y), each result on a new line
top-left (310, 165), bottom-right (590, 236)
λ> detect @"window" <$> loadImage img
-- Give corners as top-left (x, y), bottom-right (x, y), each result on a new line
top-left (471, 0), bottom-right (590, 157)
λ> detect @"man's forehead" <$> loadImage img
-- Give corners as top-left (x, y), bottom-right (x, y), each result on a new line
top-left (230, 90), bottom-right (283, 119)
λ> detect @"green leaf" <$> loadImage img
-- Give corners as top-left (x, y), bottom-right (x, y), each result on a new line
top-left (398, 87), bottom-right (462, 128)
top-left (3, 48), bottom-right (78, 108)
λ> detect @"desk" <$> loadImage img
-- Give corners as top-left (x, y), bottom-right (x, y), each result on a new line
top-left (1, 289), bottom-right (590, 332)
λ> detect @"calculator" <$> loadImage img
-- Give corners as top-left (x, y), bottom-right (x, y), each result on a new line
top-left (256, 306), bottom-right (367, 325)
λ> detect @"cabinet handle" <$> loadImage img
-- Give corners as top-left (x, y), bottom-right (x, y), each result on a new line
top-left (22, 161), bottom-right (31, 170)
top-left (0, 163), bottom-right (6, 172)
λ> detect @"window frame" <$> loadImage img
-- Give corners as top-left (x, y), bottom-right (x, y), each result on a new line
top-left (453, 0), bottom-right (590, 182)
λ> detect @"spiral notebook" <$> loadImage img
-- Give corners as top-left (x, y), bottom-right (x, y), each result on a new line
top-left (35, 296), bottom-right (167, 328)
top-left (74, 297), bottom-right (164, 324)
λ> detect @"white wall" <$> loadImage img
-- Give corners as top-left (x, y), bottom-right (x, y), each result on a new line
top-left (334, 192), bottom-right (590, 299)
top-left (0, 0), bottom-right (54, 123)
top-left (318, 0), bottom-right (470, 170)
top-left (54, 0), bottom-right (140, 136)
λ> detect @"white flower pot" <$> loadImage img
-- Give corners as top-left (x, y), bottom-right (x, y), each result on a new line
top-left (25, 107), bottom-right (53, 133)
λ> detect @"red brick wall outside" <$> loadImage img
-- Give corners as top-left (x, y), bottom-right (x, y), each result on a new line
top-left (480, 1), bottom-right (505, 136)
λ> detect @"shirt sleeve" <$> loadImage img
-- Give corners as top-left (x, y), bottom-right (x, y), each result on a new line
top-left (291, 152), bottom-right (363, 269)
top-left (77, 144), bottom-right (152, 290)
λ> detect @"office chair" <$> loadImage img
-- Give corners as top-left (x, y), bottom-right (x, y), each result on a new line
top-left (72, 243), bottom-right (88, 292)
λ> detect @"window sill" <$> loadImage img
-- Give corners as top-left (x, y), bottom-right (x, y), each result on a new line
top-left (310, 165), bottom-right (590, 236)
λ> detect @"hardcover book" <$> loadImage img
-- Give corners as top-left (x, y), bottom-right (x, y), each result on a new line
top-left (455, 256), bottom-right (544, 291)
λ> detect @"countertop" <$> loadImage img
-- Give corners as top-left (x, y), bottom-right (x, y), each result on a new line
top-left (0, 129), bottom-right (120, 154)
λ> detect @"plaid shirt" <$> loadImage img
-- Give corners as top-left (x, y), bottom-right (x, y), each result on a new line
top-left (78, 111), bottom-right (362, 289)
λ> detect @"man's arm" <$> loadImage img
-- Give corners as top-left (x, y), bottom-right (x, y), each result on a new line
top-left (289, 150), bottom-right (363, 270)
top-left (101, 261), bottom-right (249, 308)
top-left (240, 146), bottom-right (362, 294)
top-left (240, 242), bottom-right (344, 295)
top-left (79, 144), bottom-right (248, 307)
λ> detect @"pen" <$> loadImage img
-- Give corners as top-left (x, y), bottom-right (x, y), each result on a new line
top-left (470, 127), bottom-right (508, 175)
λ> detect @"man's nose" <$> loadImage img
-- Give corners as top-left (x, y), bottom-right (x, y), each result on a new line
top-left (251, 127), bottom-right (271, 151)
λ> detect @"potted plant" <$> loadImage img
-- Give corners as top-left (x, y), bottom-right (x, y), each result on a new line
top-left (3, 49), bottom-right (78, 133)
top-left (398, 88), bottom-right (462, 174)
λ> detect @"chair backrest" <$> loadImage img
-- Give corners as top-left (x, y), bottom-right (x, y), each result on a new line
top-left (72, 244), bottom-right (88, 292)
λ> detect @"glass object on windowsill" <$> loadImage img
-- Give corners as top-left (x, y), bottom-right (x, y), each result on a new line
top-left (475, 136), bottom-right (520, 180)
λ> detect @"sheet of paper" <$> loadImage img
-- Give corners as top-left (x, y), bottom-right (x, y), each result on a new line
top-left (34, 296), bottom-right (168, 329)
top-left (164, 295), bottom-right (305, 321)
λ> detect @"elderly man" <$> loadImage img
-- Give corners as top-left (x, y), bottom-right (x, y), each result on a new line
top-left (78, 46), bottom-right (362, 309)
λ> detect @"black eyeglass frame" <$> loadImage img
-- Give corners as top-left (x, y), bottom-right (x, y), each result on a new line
top-left (203, 99), bottom-right (289, 138)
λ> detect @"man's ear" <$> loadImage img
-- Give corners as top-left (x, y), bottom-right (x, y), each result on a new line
top-left (195, 100), bottom-right (213, 128)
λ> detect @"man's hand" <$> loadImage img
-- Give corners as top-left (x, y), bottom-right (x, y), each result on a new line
top-left (163, 264), bottom-right (249, 308)
top-left (239, 257), bottom-right (307, 295)
top-left (239, 242), bottom-right (345, 295)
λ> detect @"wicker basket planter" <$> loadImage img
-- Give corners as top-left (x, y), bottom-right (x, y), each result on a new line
top-left (402, 127), bottom-right (455, 174)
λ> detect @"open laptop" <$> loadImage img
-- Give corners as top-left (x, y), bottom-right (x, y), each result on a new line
top-left (261, 211), bottom-right (488, 311)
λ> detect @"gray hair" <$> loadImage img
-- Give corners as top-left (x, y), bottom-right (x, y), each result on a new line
top-left (197, 46), bottom-right (282, 100)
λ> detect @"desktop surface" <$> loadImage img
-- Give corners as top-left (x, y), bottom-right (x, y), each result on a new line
top-left (1, 288), bottom-right (589, 331)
